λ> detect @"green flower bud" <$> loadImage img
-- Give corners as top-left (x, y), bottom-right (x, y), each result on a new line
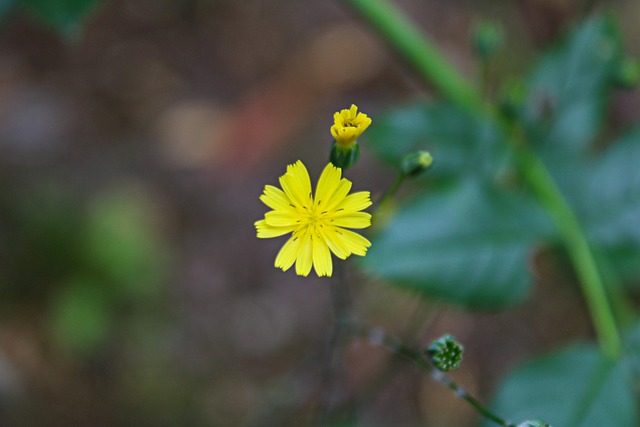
top-left (330, 140), bottom-right (360, 170)
top-left (401, 151), bottom-right (433, 177)
top-left (612, 57), bottom-right (640, 89)
top-left (426, 334), bottom-right (463, 371)
top-left (472, 22), bottom-right (504, 59)
top-left (517, 420), bottom-right (552, 427)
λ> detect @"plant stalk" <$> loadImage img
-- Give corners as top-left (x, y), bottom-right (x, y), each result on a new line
top-left (515, 148), bottom-right (621, 359)
top-left (343, 0), bottom-right (482, 112)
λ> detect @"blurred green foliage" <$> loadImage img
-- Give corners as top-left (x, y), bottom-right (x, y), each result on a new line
top-left (0, 184), bottom-right (169, 357)
top-left (1, 0), bottom-right (104, 35)
top-left (362, 15), bottom-right (640, 425)
top-left (482, 343), bottom-right (637, 427)
top-left (363, 16), bottom-right (640, 306)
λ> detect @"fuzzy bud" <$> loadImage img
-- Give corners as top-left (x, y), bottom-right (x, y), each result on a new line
top-left (426, 334), bottom-right (464, 371)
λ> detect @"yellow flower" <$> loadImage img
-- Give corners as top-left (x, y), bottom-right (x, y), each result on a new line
top-left (330, 104), bottom-right (372, 147)
top-left (255, 161), bottom-right (372, 277)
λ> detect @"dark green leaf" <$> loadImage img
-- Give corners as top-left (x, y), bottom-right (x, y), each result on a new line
top-left (544, 127), bottom-right (640, 281)
top-left (361, 182), bottom-right (551, 308)
top-left (482, 344), bottom-right (638, 427)
top-left (522, 16), bottom-right (622, 155)
top-left (19, 0), bottom-right (103, 35)
top-left (366, 102), bottom-right (508, 182)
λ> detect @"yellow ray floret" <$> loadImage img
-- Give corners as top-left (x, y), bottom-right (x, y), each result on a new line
top-left (255, 160), bottom-right (372, 277)
top-left (330, 104), bottom-right (372, 147)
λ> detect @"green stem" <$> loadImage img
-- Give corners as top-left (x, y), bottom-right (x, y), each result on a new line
top-left (376, 173), bottom-right (405, 209)
top-left (353, 324), bottom-right (515, 427)
top-left (344, 0), bottom-right (621, 359)
top-left (342, 0), bottom-right (482, 112)
top-left (516, 148), bottom-right (621, 359)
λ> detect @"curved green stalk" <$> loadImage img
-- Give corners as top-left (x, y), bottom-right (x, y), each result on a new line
top-left (342, 0), bottom-right (482, 112)
top-left (343, 0), bottom-right (621, 359)
top-left (515, 149), bottom-right (621, 359)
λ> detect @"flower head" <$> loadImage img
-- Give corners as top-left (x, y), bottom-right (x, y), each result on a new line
top-left (330, 104), bottom-right (372, 147)
top-left (255, 161), bottom-right (372, 277)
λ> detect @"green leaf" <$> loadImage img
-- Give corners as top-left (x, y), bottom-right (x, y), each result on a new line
top-left (544, 127), bottom-right (640, 282)
top-left (83, 189), bottom-right (168, 301)
top-left (361, 181), bottom-right (551, 308)
top-left (522, 16), bottom-right (622, 155)
top-left (0, 0), bottom-right (15, 22)
top-left (482, 344), bottom-right (638, 427)
top-left (50, 276), bottom-right (112, 356)
top-left (18, 0), bottom-right (104, 36)
top-left (366, 102), bottom-right (508, 182)
top-left (582, 128), bottom-right (640, 247)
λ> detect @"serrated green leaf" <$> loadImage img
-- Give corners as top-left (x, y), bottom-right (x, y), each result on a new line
top-left (361, 182), bottom-right (551, 308)
top-left (482, 344), bottom-right (638, 427)
top-left (19, 0), bottom-right (103, 36)
top-left (522, 16), bottom-right (621, 155)
top-left (366, 102), bottom-right (508, 181)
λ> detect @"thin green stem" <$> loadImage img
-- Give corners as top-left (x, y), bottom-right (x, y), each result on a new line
top-left (376, 173), bottom-right (405, 209)
top-left (342, 0), bottom-right (482, 112)
top-left (515, 147), bottom-right (621, 359)
top-left (350, 324), bottom-right (515, 427)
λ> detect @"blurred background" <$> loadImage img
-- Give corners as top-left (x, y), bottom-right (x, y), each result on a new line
top-left (0, 0), bottom-right (639, 426)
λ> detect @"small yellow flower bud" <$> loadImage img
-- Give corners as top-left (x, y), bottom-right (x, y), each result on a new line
top-left (330, 104), bottom-right (372, 148)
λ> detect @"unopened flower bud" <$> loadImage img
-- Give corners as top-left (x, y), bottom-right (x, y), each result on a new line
top-left (401, 151), bottom-right (433, 177)
top-left (426, 334), bottom-right (463, 371)
top-left (517, 420), bottom-right (552, 427)
top-left (329, 104), bottom-right (371, 169)
top-left (472, 22), bottom-right (503, 59)
top-left (330, 141), bottom-right (361, 169)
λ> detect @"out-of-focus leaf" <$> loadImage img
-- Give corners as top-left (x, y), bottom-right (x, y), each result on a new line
top-left (482, 344), bottom-right (638, 427)
top-left (50, 276), bottom-right (111, 356)
top-left (83, 189), bottom-right (168, 301)
top-left (522, 17), bottom-right (621, 155)
top-left (18, 0), bottom-right (104, 35)
top-left (581, 128), bottom-right (640, 247)
top-left (361, 182), bottom-right (551, 308)
top-left (366, 102), bottom-right (509, 182)
top-left (0, 0), bottom-right (15, 21)
top-left (544, 127), bottom-right (640, 282)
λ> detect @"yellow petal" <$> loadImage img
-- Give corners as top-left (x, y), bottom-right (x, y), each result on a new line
top-left (312, 233), bottom-right (333, 277)
top-left (274, 234), bottom-right (303, 271)
top-left (264, 210), bottom-right (300, 227)
top-left (331, 212), bottom-right (371, 229)
top-left (334, 191), bottom-right (372, 212)
top-left (280, 161), bottom-right (312, 208)
top-left (322, 179), bottom-right (352, 212)
top-left (255, 219), bottom-right (295, 238)
top-left (319, 226), bottom-right (350, 259)
top-left (336, 228), bottom-right (371, 256)
top-left (260, 185), bottom-right (294, 211)
top-left (314, 163), bottom-right (342, 209)
top-left (295, 232), bottom-right (313, 276)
